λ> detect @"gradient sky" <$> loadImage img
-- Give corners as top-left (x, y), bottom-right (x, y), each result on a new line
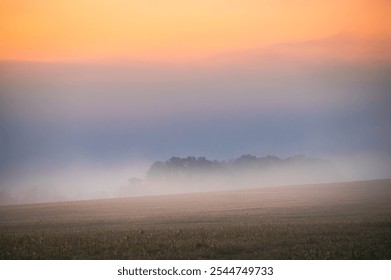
top-left (0, 1), bottom-right (390, 203)
top-left (1, 0), bottom-right (390, 61)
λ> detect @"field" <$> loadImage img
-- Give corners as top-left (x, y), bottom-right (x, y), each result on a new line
top-left (1, 179), bottom-right (391, 259)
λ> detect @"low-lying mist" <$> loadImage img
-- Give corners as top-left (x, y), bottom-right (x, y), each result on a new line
top-left (127, 155), bottom-right (338, 196)
top-left (1, 154), bottom-right (389, 206)
top-left (1, 50), bottom-right (390, 206)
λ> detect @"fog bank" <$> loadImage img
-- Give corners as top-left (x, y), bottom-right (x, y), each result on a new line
top-left (0, 153), bottom-right (389, 205)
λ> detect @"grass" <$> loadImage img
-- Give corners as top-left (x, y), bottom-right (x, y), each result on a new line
top-left (1, 223), bottom-right (390, 259)
top-left (1, 179), bottom-right (391, 259)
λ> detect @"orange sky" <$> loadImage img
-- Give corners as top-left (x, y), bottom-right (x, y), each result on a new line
top-left (1, 0), bottom-right (390, 62)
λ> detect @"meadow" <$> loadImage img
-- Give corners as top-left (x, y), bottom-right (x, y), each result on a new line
top-left (1, 179), bottom-right (390, 259)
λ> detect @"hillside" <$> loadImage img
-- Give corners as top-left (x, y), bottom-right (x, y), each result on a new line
top-left (0, 179), bottom-right (390, 259)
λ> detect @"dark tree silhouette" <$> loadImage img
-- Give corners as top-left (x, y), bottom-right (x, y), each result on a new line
top-left (146, 154), bottom-right (336, 185)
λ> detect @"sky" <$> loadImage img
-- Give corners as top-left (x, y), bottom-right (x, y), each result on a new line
top-left (1, 0), bottom-right (391, 61)
top-left (0, 1), bottom-right (390, 204)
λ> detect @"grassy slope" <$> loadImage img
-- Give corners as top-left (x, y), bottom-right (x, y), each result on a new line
top-left (1, 179), bottom-right (390, 259)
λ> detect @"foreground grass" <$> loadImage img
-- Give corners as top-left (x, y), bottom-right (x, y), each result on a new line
top-left (1, 180), bottom-right (390, 259)
top-left (1, 222), bottom-right (390, 259)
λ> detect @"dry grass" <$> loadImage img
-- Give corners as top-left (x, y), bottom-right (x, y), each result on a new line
top-left (1, 179), bottom-right (390, 259)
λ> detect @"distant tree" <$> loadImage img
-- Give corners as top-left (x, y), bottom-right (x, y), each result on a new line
top-left (145, 154), bottom-right (335, 186)
top-left (147, 161), bottom-right (167, 181)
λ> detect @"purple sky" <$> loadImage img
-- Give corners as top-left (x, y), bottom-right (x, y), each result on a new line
top-left (1, 40), bottom-right (390, 203)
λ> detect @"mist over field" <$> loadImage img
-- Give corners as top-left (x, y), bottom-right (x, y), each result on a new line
top-left (0, 153), bottom-right (389, 205)
top-left (1, 36), bottom-right (391, 205)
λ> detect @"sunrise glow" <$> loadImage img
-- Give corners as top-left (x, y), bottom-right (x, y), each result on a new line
top-left (1, 0), bottom-right (390, 62)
